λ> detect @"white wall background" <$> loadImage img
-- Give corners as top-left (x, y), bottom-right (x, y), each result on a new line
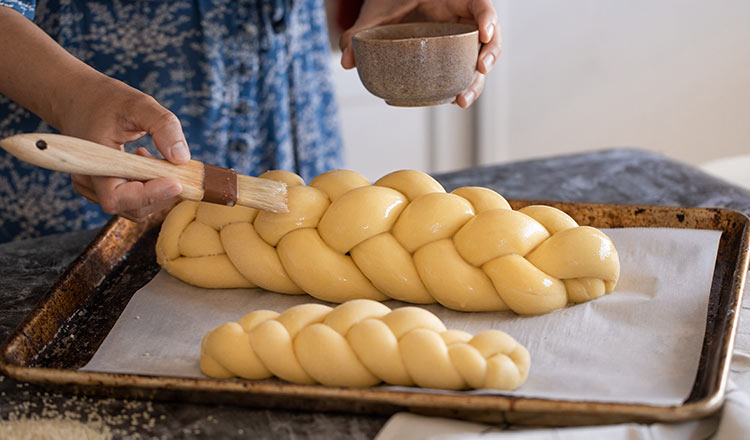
top-left (479, 0), bottom-right (750, 166)
top-left (330, 65), bottom-right (432, 180)
top-left (330, 0), bottom-right (750, 179)
top-left (330, 60), bottom-right (475, 180)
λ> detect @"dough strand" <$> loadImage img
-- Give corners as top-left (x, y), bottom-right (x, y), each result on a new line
top-left (157, 169), bottom-right (620, 315)
top-left (200, 299), bottom-right (530, 390)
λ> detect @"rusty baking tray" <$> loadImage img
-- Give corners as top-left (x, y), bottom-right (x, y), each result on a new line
top-left (1, 202), bottom-right (748, 426)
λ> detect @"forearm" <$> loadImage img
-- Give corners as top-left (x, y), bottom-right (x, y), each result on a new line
top-left (0, 6), bottom-right (191, 222)
top-left (0, 6), bottom-right (104, 130)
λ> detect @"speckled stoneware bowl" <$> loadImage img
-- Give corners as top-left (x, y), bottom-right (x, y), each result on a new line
top-left (352, 22), bottom-right (480, 107)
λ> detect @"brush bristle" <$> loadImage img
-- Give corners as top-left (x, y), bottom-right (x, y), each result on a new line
top-left (237, 175), bottom-right (288, 213)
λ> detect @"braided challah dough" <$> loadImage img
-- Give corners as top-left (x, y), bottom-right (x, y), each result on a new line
top-left (200, 299), bottom-right (530, 390)
top-left (156, 169), bottom-right (620, 315)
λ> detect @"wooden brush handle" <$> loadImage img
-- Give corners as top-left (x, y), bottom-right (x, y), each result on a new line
top-left (0, 133), bottom-right (206, 200)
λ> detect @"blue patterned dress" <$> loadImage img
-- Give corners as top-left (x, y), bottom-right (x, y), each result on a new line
top-left (0, 0), bottom-right (343, 242)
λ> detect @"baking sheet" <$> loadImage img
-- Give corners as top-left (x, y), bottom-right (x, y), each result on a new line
top-left (81, 227), bottom-right (722, 406)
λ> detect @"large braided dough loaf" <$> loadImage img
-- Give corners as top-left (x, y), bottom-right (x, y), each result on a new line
top-left (201, 299), bottom-right (530, 390)
top-left (157, 169), bottom-right (620, 315)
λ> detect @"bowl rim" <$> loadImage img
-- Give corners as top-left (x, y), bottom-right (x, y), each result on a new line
top-left (352, 22), bottom-right (479, 43)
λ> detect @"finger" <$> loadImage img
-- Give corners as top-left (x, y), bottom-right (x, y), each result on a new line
top-left (134, 149), bottom-right (180, 210)
top-left (340, 25), bottom-right (370, 69)
top-left (340, 45), bottom-right (356, 70)
top-left (135, 147), bottom-right (155, 158)
top-left (339, 1), bottom-right (419, 69)
top-left (118, 210), bottom-right (150, 223)
top-left (130, 97), bottom-right (190, 164)
top-left (467, 1), bottom-right (501, 74)
top-left (91, 176), bottom-right (182, 215)
top-left (455, 72), bottom-right (486, 108)
top-left (71, 174), bottom-right (99, 204)
top-left (469, 0), bottom-right (499, 44)
top-left (477, 23), bottom-right (503, 74)
top-left (339, 25), bottom-right (358, 69)
top-left (120, 193), bottom-right (178, 222)
top-left (118, 130), bottom-right (148, 145)
top-left (91, 176), bottom-right (130, 214)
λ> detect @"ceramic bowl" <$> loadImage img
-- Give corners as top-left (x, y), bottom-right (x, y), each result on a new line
top-left (352, 22), bottom-right (479, 107)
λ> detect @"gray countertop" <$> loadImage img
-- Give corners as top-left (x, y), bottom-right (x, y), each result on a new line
top-left (1, 148), bottom-right (748, 438)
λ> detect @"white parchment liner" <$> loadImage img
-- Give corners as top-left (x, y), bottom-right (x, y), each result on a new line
top-left (81, 228), bottom-right (722, 406)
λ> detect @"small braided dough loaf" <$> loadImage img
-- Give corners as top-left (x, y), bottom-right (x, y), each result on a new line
top-left (157, 169), bottom-right (620, 315)
top-left (200, 299), bottom-right (530, 390)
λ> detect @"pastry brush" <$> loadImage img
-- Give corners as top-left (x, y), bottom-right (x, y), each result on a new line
top-left (0, 133), bottom-right (288, 213)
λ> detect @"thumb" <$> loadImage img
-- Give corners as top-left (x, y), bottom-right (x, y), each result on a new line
top-left (340, 24), bottom-right (368, 69)
top-left (339, 1), bottom-right (419, 69)
top-left (339, 15), bottom-right (385, 69)
top-left (131, 96), bottom-right (191, 164)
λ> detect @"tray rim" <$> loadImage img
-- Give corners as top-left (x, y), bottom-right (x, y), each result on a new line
top-left (0, 362), bottom-right (728, 421)
top-left (1, 201), bottom-right (748, 425)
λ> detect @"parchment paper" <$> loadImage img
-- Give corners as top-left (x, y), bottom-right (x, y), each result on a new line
top-left (81, 228), bottom-right (722, 406)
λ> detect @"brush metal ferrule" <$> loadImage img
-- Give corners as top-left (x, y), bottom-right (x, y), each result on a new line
top-left (202, 164), bottom-right (238, 206)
